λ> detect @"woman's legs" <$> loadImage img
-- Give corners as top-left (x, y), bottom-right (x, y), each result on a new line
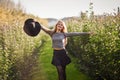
top-left (63, 65), bottom-right (66, 80)
top-left (56, 65), bottom-right (66, 80)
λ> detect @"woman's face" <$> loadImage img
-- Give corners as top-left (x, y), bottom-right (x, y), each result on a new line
top-left (56, 22), bottom-right (64, 32)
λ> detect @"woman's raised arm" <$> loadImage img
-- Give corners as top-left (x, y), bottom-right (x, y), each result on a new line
top-left (65, 32), bottom-right (92, 37)
top-left (41, 24), bottom-right (53, 35)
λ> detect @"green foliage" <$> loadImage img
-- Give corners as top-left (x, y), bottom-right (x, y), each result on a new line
top-left (66, 14), bottom-right (120, 80)
top-left (0, 1), bottom-right (48, 79)
top-left (0, 21), bottom-right (42, 80)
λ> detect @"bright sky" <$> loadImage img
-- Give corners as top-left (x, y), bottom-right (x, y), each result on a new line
top-left (13, 0), bottom-right (120, 19)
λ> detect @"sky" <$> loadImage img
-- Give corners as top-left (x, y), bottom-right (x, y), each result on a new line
top-left (13, 0), bottom-right (120, 19)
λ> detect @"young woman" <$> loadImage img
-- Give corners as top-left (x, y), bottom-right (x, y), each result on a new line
top-left (41, 20), bottom-right (91, 80)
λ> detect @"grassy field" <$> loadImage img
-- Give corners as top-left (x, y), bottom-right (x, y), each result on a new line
top-left (32, 35), bottom-right (91, 80)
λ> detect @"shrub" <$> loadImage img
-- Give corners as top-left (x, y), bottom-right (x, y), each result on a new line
top-left (66, 14), bottom-right (120, 80)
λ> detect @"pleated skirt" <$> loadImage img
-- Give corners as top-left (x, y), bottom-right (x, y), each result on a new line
top-left (51, 49), bottom-right (71, 66)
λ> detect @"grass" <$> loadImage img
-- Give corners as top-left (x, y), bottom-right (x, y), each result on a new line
top-left (32, 36), bottom-right (91, 80)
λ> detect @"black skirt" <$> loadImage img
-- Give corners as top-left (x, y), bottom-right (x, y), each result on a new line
top-left (51, 49), bottom-right (71, 66)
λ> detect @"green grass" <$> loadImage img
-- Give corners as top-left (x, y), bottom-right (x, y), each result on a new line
top-left (32, 36), bottom-right (91, 80)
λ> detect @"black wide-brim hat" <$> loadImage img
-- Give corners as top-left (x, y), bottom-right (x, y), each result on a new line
top-left (23, 18), bottom-right (41, 36)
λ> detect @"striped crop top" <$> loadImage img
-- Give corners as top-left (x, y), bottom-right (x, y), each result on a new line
top-left (51, 32), bottom-right (90, 48)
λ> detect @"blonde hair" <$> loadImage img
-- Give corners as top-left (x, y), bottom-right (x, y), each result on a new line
top-left (53, 20), bottom-right (67, 33)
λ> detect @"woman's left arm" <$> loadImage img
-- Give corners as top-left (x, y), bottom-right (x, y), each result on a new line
top-left (65, 32), bottom-right (92, 37)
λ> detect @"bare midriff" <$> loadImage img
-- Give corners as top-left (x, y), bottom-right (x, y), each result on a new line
top-left (53, 48), bottom-right (64, 50)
